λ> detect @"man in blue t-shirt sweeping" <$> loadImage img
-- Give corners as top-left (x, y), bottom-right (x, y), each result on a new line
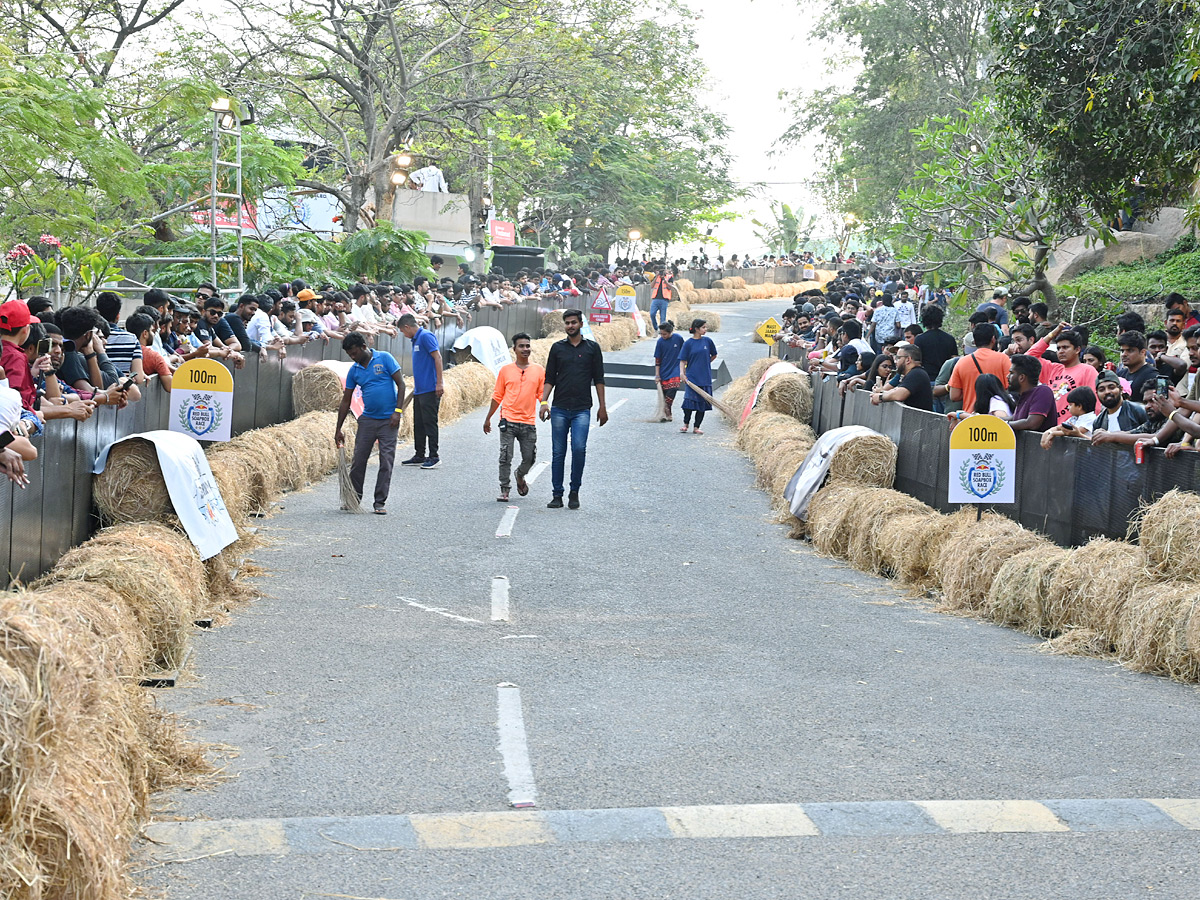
top-left (335, 332), bottom-right (406, 514)
top-left (398, 313), bottom-right (444, 469)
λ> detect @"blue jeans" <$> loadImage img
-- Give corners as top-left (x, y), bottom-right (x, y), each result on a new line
top-left (650, 297), bottom-right (669, 329)
top-left (550, 407), bottom-right (591, 495)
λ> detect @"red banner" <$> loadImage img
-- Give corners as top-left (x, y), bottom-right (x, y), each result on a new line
top-left (489, 220), bottom-right (516, 246)
top-left (192, 201), bottom-right (259, 232)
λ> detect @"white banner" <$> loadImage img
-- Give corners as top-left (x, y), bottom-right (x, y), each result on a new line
top-left (453, 326), bottom-right (514, 376)
top-left (94, 431), bottom-right (239, 560)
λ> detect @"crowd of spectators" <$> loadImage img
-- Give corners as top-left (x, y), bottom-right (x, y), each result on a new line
top-left (772, 270), bottom-right (1200, 459)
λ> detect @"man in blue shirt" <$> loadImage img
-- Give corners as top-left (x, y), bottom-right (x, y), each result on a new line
top-left (398, 313), bottom-right (444, 469)
top-left (653, 321), bottom-right (685, 422)
top-left (335, 332), bottom-right (406, 514)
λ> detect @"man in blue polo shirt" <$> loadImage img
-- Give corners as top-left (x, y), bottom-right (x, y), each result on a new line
top-left (334, 332), bottom-right (406, 514)
top-left (398, 313), bottom-right (444, 469)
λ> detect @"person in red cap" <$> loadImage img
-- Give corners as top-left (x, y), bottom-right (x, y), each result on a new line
top-left (0, 299), bottom-right (45, 413)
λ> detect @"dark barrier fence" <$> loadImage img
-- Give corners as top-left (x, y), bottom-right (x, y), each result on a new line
top-left (1, 293), bottom-right (663, 583)
top-left (810, 375), bottom-right (1198, 547)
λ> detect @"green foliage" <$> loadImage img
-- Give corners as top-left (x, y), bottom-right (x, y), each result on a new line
top-left (896, 99), bottom-right (1112, 300)
top-left (1059, 235), bottom-right (1200, 308)
top-left (337, 223), bottom-right (431, 283)
top-left (991, 0), bottom-right (1200, 220)
top-left (781, 0), bottom-right (991, 232)
top-left (751, 203), bottom-right (818, 255)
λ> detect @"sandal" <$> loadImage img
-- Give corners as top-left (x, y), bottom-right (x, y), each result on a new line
top-left (497, 492), bottom-right (510, 502)
top-left (516, 476), bottom-right (529, 496)
top-left (693, 428), bottom-right (704, 435)
top-left (679, 426), bottom-right (689, 432)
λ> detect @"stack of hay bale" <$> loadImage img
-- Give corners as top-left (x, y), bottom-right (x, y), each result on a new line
top-left (722, 358), bottom-right (1200, 684)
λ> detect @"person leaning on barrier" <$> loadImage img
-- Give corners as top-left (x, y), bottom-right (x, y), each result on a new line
top-left (1007, 354), bottom-right (1057, 432)
top-left (1092, 383), bottom-right (1170, 447)
top-left (871, 344), bottom-right (932, 411)
top-left (1040, 386), bottom-right (1099, 448)
top-left (1139, 382), bottom-right (1200, 457)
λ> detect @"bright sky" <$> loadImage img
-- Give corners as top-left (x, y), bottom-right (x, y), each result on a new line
top-left (681, 0), bottom-right (851, 259)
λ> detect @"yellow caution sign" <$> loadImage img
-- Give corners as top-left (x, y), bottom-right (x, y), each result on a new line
top-left (755, 317), bottom-right (783, 345)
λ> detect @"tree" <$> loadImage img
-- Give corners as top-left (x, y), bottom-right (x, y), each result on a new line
top-left (990, 0), bottom-right (1200, 221)
top-left (751, 203), bottom-right (818, 256)
top-left (779, 0), bottom-right (991, 231)
top-left (895, 100), bottom-right (1113, 303)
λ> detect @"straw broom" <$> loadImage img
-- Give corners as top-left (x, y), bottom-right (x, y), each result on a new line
top-left (682, 376), bottom-right (735, 419)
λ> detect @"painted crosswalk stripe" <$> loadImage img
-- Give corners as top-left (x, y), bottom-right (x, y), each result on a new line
top-left (496, 684), bottom-right (537, 808)
top-left (141, 796), bottom-right (1200, 859)
top-left (610, 398), bottom-right (629, 412)
top-left (495, 506), bottom-right (519, 538)
top-left (526, 461), bottom-right (549, 485)
top-left (491, 576), bottom-right (510, 621)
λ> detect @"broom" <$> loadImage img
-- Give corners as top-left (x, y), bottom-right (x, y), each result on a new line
top-left (682, 377), bottom-right (735, 419)
top-left (642, 380), bottom-right (668, 422)
top-left (337, 445), bottom-right (361, 512)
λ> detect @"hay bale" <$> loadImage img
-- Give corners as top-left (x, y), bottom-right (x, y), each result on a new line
top-left (1131, 489), bottom-right (1200, 583)
top-left (726, 276), bottom-right (746, 289)
top-left (757, 371), bottom-right (813, 424)
top-left (42, 533), bottom-right (200, 671)
top-left (806, 483), bottom-right (863, 558)
top-left (746, 357), bottom-right (778, 384)
top-left (828, 434), bottom-right (897, 488)
top-left (755, 436), bottom-right (812, 492)
top-left (1045, 538), bottom-right (1146, 639)
top-left (984, 546), bottom-right (1071, 631)
top-left (935, 512), bottom-right (1052, 612)
top-left (735, 409), bottom-right (815, 459)
top-left (440, 361), bottom-right (496, 424)
top-left (711, 278), bottom-right (730, 290)
top-left (1115, 582), bottom-right (1200, 681)
top-left (292, 362), bottom-right (346, 415)
top-left (0, 588), bottom-right (173, 900)
top-left (92, 438), bottom-right (173, 525)
top-left (846, 489), bottom-right (937, 576)
top-left (542, 310), bottom-right (567, 336)
top-left (721, 375), bottom-right (756, 422)
top-left (674, 278), bottom-right (693, 293)
top-left (877, 511), bottom-right (954, 587)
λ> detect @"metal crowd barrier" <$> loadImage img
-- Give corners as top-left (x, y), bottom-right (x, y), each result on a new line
top-left (0, 294), bottom-right (661, 582)
top-left (809, 374), bottom-right (1199, 546)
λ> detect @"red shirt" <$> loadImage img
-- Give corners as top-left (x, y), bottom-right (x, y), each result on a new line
top-left (0, 339), bottom-right (35, 411)
top-left (141, 344), bottom-right (172, 379)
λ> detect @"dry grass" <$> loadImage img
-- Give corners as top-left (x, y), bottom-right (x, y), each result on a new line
top-left (735, 410), bottom-right (816, 458)
top-left (877, 511), bottom-right (954, 588)
top-left (1115, 581), bottom-right (1200, 681)
top-left (757, 370), bottom-right (813, 424)
top-left (291, 362), bottom-right (346, 415)
top-left (984, 546), bottom-right (1071, 632)
top-left (720, 375), bottom-right (756, 423)
top-left (828, 434), bottom-right (897, 488)
top-left (92, 438), bottom-right (172, 525)
top-left (845, 490), bottom-right (937, 577)
top-left (1044, 538), bottom-right (1146, 640)
top-left (806, 483), bottom-right (865, 559)
top-left (935, 511), bottom-right (1053, 613)
top-left (669, 305), bottom-right (722, 332)
top-left (1130, 488), bottom-right (1200, 583)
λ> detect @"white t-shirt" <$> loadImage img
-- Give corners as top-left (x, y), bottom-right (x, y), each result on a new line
top-left (0, 378), bottom-right (21, 430)
top-left (1065, 411), bottom-right (1097, 434)
top-left (349, 302), bottom-right (380, 324)
top-left (246, 308), bottom-right (273, 345)
top-left (409, 165), bottom-right (448, 193)
top-left (894, 300), bottom-right (916, 329)
top-left (988, 395), bottom-right (1013, 417)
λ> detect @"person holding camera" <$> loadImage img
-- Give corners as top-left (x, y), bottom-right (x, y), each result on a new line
top-left (483, 333), bottom-right (544, 503)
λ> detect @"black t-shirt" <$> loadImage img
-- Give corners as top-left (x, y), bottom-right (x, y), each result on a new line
top-left (898, 366), bottom-right (934, 411)
top-left (1125, 364), bottom-right (1157, 400)
top-left (58, 350), bottom-right (91, 389)
top-left (222, 311), bottom-right (257, 351)
top-left (545, 337), bottom-right (605, 410)
top-left (914, 328), bottom-right (959, 379)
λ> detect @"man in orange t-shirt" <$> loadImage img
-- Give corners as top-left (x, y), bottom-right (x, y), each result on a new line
top-left (483, 332), bottom-right (545, 502)
top-left (948, 323), bottom-right (1011, 414)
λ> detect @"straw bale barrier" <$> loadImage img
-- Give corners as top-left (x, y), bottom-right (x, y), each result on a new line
top-left (877, 511), bottom-right (954, 587)
top-left (1115, 582), bottom-right (1200, 680)
top-left (0, 586), bottom-right (206, 900)
top-left (935, 511), bottom-right (1054, 613)
top-left (1044, 538), bottom-right (1146, 639)
top-left (1131, 488), bottom-right (1200, 583)
top-left (827, 433), bottom-right (896, 488)
top-left (984, 546), bottom-right (1071, 631)
top-left (668, 303), bottom-right (722, 332)
top-left (846, 490), bottom-right (937, 576)
top-left (674, 278), bottom-right (693, 293)
top-left (542, 310), bottom-right (566, 336)
top-left (292, 362), bottom-right (346, 416)
top-left (38, 524), bottom-right (206, 671)
top-left (757, 370), bottom-right (813, 424)
top-left (735, 409), bottom-right (814, 458)
top-left (721, 375), bottom-right (756, 422)
top-left (805, 483), bottom-right (863, 557)
top-left (93, 438), bottom-right (173, 526)
top-left (440, 361), bottom-right (496, 423)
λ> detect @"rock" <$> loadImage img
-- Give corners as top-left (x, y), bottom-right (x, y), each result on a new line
top-left (1049, 231), bottom-right (1171, 284)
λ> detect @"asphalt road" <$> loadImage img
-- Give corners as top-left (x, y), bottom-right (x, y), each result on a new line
top-left (143, 300), bottom-right (1200, 899)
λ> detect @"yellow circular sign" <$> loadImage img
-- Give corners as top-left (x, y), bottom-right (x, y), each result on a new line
top-left (950, 414), bottom-right (1016, 450)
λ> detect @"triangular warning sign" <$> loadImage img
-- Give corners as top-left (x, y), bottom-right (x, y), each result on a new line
top-left (591, 290), bottom-right (612, 310)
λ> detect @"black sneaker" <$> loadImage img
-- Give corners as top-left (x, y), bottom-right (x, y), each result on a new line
top-left (401, 455), bottom-right (426, 466)
top-left (420, 457), bottom-right (441, 470)
top-left (547, 496), bottom-right (564, 509)
top-left (568, 492), bottom-right (580, 510)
